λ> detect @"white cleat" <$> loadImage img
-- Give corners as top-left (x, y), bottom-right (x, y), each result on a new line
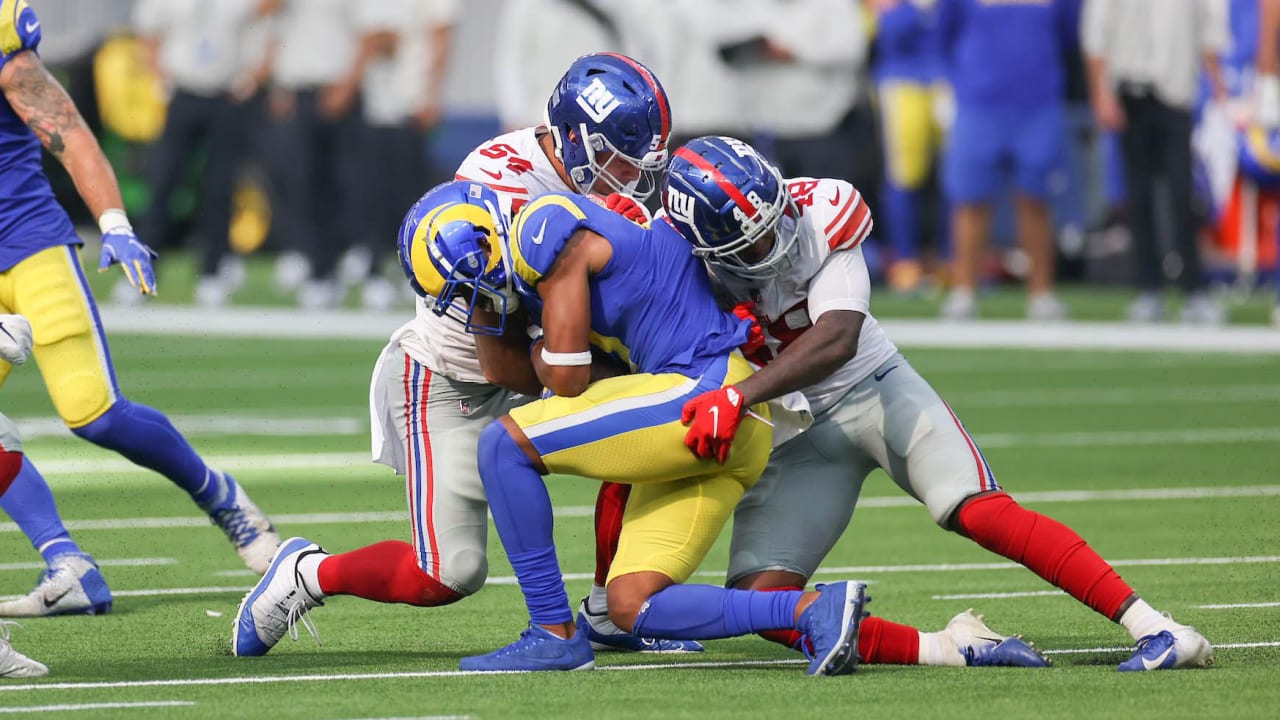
top-left (944, 609), bottom-right (1050, 667)
top-left (232, 537), bottom-right (328, 657)
top-left (208, 476), bottom-right (281, 575)
top-left (0, 621), bottom-right (47, 678)
top-left (940, 289), bottom-right (977, 321)
top-left (1026, 293), bottom-right (1069, 322)
top-left (0, 554), bottom-right (112, 617)
top-left (1119, 624), bottom-right (1214, 671)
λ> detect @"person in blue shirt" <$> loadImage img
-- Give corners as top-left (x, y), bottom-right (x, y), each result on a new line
top-left (0, 0), bottom-right (279, 618)
top-left (937, 0), bottom-right (1080, 321)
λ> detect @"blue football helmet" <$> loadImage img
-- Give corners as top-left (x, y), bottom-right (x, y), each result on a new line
top-left (397, 181), bottom-right (518, 335)
top-left (662, 136), bottom-right (800, 280)
top-left (546, 52), bottom-right (671, 200)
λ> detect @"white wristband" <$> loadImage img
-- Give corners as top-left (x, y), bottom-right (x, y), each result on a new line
top-left (540, 346), bottom-right (593, 366)
top-left (98, 209), bottom-right (131, 234)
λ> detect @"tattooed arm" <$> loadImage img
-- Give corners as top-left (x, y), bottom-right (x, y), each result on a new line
top-left (0, 49), bottom-right (126, 219)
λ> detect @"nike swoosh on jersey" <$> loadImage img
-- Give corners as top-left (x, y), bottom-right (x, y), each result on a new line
top-left (873, 365), bottom-right (899, 382)
top-left (828, 188), bottom-right (841, 206)
top-left (530, 218), bottom-right (549, 245)
top-left (1142, 645), bottom-right (1175, 670)
top-left (481, 168), bottom-right (503, 180)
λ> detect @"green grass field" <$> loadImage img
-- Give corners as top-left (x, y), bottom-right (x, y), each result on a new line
top-left (1, 331), bottom-right (1279, 718)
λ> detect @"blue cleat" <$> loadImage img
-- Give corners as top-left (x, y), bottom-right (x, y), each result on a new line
top-left (797, 581), bottom-right (869, 676)
top-left (576, 598), bottom-right (704, 653)
top-left (460, 623), bottom-right (596, 672)
top-left (1118, 627), bottom-right (1213, 672)
top-left (232, 537), bottom-right (326, 657)
top-left (0, 553), bottom-right (112, 617)
top-left (946, 610), bottom-right (1051, 668)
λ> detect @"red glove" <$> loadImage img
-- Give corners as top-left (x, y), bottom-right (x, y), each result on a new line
top-left (732, 301), bottom-right (766, 356)
top-left (680, 385), bottom-right (747, 464)
top-left (604, 192), bottom-right (651, 225)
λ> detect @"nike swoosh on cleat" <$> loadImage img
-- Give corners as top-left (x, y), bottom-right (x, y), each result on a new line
top-left (43, 588), bottom-right (71, 609)
top-left (1142, 646), bottom-right (1175, 670)
top-left (873, 365), bottom-right (899, 382)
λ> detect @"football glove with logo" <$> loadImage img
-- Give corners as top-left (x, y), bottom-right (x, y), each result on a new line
top-left (0, 314), bottom-right (33, 366)
top-left (603, 192), bottom-right (652, 225)
top-left (98, 212), bottom-right (158, 295)
top-left (681, 385), bottom-right (747, 464)
top-left (732, 301), bottom-right (766, 356)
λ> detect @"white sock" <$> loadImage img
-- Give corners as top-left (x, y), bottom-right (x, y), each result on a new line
top-left (587, 584), bottom-right (609, 615)
top-left (1119, 599), bottom-right (1176, 641)
top-left (916, 630), bottom-right (966, 667)
top-left (295, 551), bottom-right (328, 600)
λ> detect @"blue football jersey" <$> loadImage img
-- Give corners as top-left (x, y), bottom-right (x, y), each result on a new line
top-left (510, 193), bottom-right (750, 377)
top-left (0, 0), bottom-right (79, 271)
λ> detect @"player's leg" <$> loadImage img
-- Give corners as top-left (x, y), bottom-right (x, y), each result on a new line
top-left (879, 80), bottom-right (934, 293)
top-left (14, 247), bottom-right (279, 573)
top-left (940, 104), bottom-right (1001, 320)
top-left (1013, 102), bottom-right (1067, 320)
top-left (873, 354), bottom-right (1210, 670)
top-left (0, 418), bottom-right (51, 677)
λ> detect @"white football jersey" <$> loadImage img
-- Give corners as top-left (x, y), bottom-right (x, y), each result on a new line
top-left (705, 177), bottom-right (898, 416)
top-left (392, 127), bottom-right (570, 382)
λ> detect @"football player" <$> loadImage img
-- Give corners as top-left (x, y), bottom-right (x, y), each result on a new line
top-left (422, 182), bottom-right (868, 674)
top-left (661, 135), bottom-right (1213, 672)
top-left (0, 314), bottom-right (45, 677)
top-left (0, 1), bottom-right (279, 618)
top-left (232, 54), bottom-right (695, 657)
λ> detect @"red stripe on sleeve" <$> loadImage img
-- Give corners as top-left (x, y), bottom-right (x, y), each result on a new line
top-left (827, 197), bottom-right (873, 251)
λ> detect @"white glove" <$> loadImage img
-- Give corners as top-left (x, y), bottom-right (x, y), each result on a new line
top-left (0, 314), bottom-right (33, 365)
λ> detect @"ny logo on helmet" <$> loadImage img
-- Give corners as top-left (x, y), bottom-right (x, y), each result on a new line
top-left (576, 78), bottom-right (621, 122)
top-left (722, 136), bottom-right (757, 159)
top-left (666, 186), bottom-right (696, 225)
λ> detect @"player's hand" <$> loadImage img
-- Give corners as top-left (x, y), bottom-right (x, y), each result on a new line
top-left (604, 192), bottom-right (651, 225)
top-left (681, 385), bottom-right (747, 464)
top-left (733, 301), bottom-right (766, 355)
top-left (0, 314), bottom-right (33, 365)
top-left (99, 226), bottom-right (159, 295)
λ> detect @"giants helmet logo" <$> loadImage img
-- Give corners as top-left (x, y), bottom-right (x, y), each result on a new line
top-left (576, 78), bottom-right (621, 122)
top-left (666, 186), bottom-right (696, 225)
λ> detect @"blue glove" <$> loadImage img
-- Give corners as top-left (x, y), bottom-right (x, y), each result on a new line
top-left (99, 225), bottom-right (158, 295)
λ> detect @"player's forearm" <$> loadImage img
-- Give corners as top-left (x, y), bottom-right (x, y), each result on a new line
top-left (0, 52), bottom-right (124, 216)
top-left (1261, 0), bottom-right (1280, 74)
top-left (736, 312), bottom-right (863, 407)
top-left (475, 333), bottom-right (543, 396)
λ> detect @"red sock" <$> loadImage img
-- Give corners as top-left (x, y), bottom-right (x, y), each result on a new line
top-left (858, 617), bottom-right (921, 664)
top-left (957, 492), bottom-right (1134, 620)
top-left (317, 540), bottom-right (462, 606)
top-left (593, 482), bottom-right (631, 586)
top-left (0, 450), bottom-right (21, 499)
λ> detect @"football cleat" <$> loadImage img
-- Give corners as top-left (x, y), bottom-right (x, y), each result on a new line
top-left (1118, 626), bottom-right (1214, 672)
top-left (232, 537), bottom-right (326, 657)
top-left (0, 621), bottom-right (48, 678)
top-left (460, 622), bottom-right (595, 672)
top-left (945, 609), bottom-right (1051, 668)
top-left (576, 598), bottom-right (704, 653)
top-left (209, 475), bottom-right (281, 575)
top-left (797, 581), bottom-right (869, 676)
top-left (0, 553), bottom-right (112, 617)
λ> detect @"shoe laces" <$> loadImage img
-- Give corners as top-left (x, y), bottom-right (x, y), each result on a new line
top-left (0, 619), bottom-right (22, 642)
top-left (211, 505), bottom-right (259, 548)
top-left (282, 598), bottom-right (322, 647)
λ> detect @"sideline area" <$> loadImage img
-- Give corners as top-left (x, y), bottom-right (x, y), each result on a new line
top-left (98, 304), bottom-right (1280, 354)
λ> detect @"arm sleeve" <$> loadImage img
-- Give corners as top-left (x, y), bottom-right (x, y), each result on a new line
top-left (807, 246), bottom-right (871, 323)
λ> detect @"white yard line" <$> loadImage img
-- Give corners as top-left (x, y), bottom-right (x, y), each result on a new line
top-left (1194, 602), bottom-right (1280, 609)
top-left (4, 643), bottom-right (1278, 692)
top-left (94, 307), bottom-right (1280, 354)
top-left (3, 485), bottom-right (1274, 534)
top-left (17, 415), bottom-right (364, 440)
top-left (946, 384), bottom-right (1280, 408)
top-left (0, 701), bottom-right (194, 712)
top-left (0, 558), bottom-right (174, 571)
top-left (932, 590), bottom-right (1068, 600)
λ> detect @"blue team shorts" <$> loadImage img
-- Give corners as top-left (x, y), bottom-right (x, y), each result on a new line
top-left (943, 102), bottom-right (1066, 204)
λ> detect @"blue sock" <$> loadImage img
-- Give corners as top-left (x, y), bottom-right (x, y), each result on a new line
top-left (632, 585), bottom-right (802, 640)
top-left (477, 420), bottom-right (571, 626)
top-left (72, 399), bottom-right (228, 511)
top-left (0, 457), bottom-right (84, 564)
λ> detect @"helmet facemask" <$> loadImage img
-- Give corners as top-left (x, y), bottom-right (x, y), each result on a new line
top-left (695, 166), bottom-right (801, 280)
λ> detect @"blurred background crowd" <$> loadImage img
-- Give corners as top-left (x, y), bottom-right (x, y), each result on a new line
top-left (25, 0), bottom-right (1280, 324)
